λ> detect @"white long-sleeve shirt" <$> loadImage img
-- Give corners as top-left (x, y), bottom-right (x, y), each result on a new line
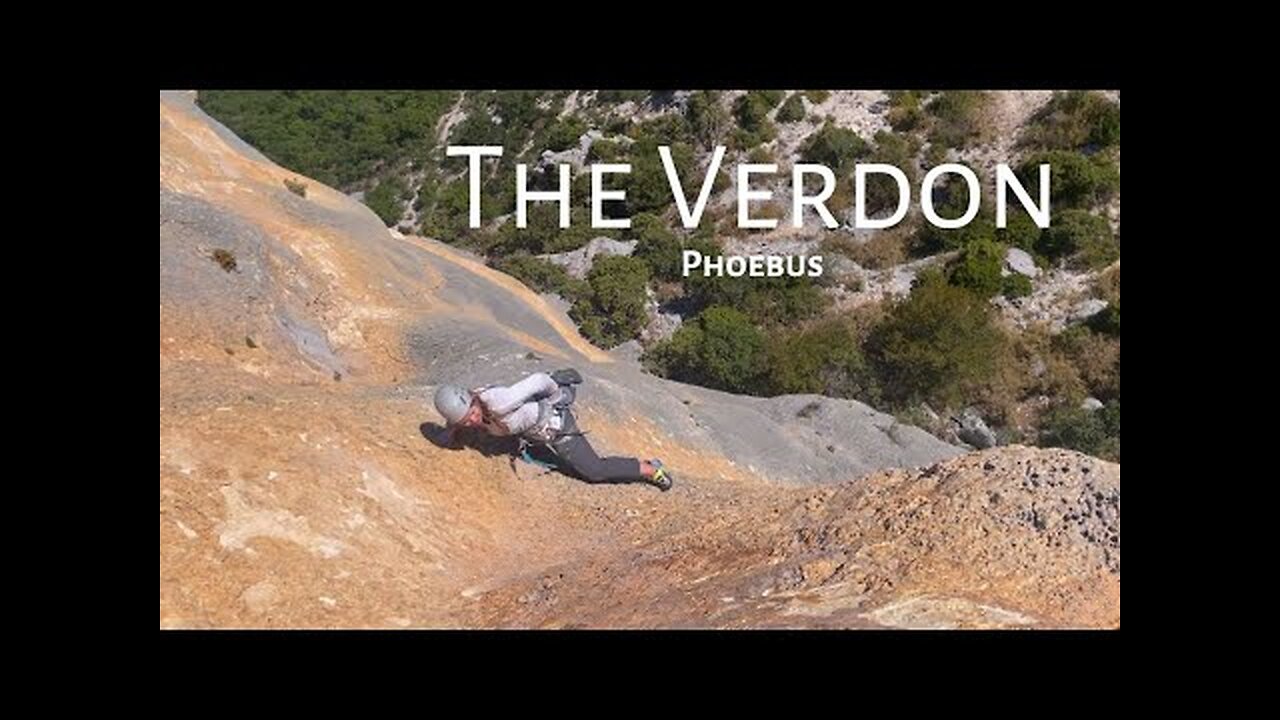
top-left (475, 372), bottom-right (563, 438)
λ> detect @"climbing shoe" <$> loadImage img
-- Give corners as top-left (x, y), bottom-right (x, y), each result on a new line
top-left (649, 459), bottom-right (674, 492)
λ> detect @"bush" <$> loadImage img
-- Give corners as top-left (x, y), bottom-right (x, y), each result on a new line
top-left (1094, 264), bottom-right (1121, 304)
top-left (419, 177), bottom-right (472, 241)
top-left (629, 213), bottom-right (684, 281)
top-left (948, 237), bottom-right (1006, 298)
top-left (625, 139), bottom-right (697, 215)
top-left (917, 196), bottom-right (997, 253)
top-left (867, 274), bottom-right (1007, 408)
top-left (804, 90), bottom-right (831, 105)
top-left (686, 91), bottom-right (730, 149)
top-left (570, 255), bottom-right (650, 348)
top-left (1018, 150), bottom-right (1120, 209)
top-left (1002, 273), bottom-right (1033, 298)
top-left (587, 138), bottom-right (625, 163)
top-left (863, 131), bottom-right (919, 216)
top-left (596, 90), bottom-right (649, 104)
top-left (1037, 209), bottom-right (1115, 267)
top-left (545, 117), bottom-right (588, 152)
top-left (1053, 325), bottom-right (1121, 401)
top-left (283, 178), bottom-right (308, 197)
top-left (492, 255), bottom-right (588, 302)
top-left (687, 271), bottom-right (828, 327)
top-left (823, 230), bottom-right (908, 270)
top-left (777, 93), bottom-right (806, 123)
top-left (1087, 302), bottom-right (1121, 337)
top-left (766, 318), bottom-right (875, 399)
top-left (886, 91), bottom-right (927, 132)
top-left (198, 91), bottom-right (456, 189)
top-left (366, 177), bottom-right (407, 226)
top-left (732, 92), bottom-right (779, 148)
top-left (629, 113), bottom-right (692, 146)
top-left (995, 210), bottom-right (1043, 252)
top-left (800, 123), bottom-right (869, 174)
top-left (747, 146), bottom-right (776, 165)
top-left (926, 91), bottom-right (991, 149)
top-left (1039, 403), bottom-right (1117, 459)
top-left (1022, 91), bottom-right (1120, 150)
top-left (645, 306), bottom-right (768, 394)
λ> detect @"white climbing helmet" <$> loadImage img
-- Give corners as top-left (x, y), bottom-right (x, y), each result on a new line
top-left (434, 384), bottom-right (473, 425)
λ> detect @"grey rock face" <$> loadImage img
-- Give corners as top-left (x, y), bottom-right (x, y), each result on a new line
top-left (1005, 248), bottom-right (1039, 278)
top-left (952, 408), bottom-right (997, 449)
top-left (540, 237), bottom-right (638, 279)
top-left (1070, 298), bottom-right (1109, 323)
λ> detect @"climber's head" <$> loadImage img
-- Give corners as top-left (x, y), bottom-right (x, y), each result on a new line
top-left (434, 384), bottom-right (482, 427)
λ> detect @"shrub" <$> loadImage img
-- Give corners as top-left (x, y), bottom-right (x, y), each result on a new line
top-left (863, 131), bottom-right (919, 216)
top-left (800, 123), bottom-right (869, 174)
top-left (1094, 264), bottom-right (1121, 305)
top-left (1086, 302), bottom-right (1121, 337)
top-left (732, 92), bottom-right (779, 148)
top-left (283, 178), bottom-right (308, 197)
top-left (545, 117), bottom-right (588, 152)
top-left (596, 90), bottom-right (649, 104)
top-left (886, 91), bottom-right (927, 132)
top-left (686, 91), bottom-right (730, 150)
top-left (626, 140), bottom-right (697, 215)
top-left (995, 210), bottom-right (1043, 252)
top-left (570, 255), bottom-right (650, 348)
top-left (766, 318), bottom-right (875, 399)
top-left (1018, 150), bottom-right (1120, 209)
top-left (687, 271), bottom-right (828, 327)
top-left (804, 90), bottom-right (831, 105)
top-left (867, 274), bottom-right (1007, 408)
top-left (1039, 403), bottom-right (1115, 459)
top-left (492, 255), bottom-right (588, 302)
top-left (777, 93), bottom-right (806, 123)
top-left (629, 213), bottom-right (684, 281)
top-left (1037, 209), bottom-right (1115, 267)
top-left (1002, 273), bottom-right (1034, 298)
top-left (1021, 91), bottom-right (1121, 150)
top-left (1053, 325), bottom-right (1121, 401)
top-left (644, 305), bottom-right (768, 394)
top-left (366, 177), bottom-right (407, 226)
top-left (198, 90), bottom-right (456, 189)
top-left (824, 230), bottom-right (908, 270)
top-left (948, 237), bottom-right (1007, 298)
top-left (926, 91), bottom-right (991, 149)
top-left (747, 146), bottom-right (776, 165)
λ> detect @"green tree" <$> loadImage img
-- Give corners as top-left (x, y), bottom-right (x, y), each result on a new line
top-left (1022, 91), bottom-right (1120, 150)
top-left (732, 92), bottom-right (779, 148)
top-left (777, 93), bottom-right (806, 123)
top-left (686, 91), bottom-right (731, 149)
top-left (1018, 150), bottom-right (1120, 209)
top-left (766, 318), bottom-right (875, 399)
top-left (926, 91), bottom-right (991, 149)
top-left (949, 237), bottom-right (1006, 298)
top-left (800, 123), bottom-right (869, 174)
top-left (365, 176), bottom-right (409, 226)
top-left (868, 275), bottom-right (1007, 408)
top-left (492, 255), bottom-right (588, 302)
top-left (571, 255), bottom-right (651, 348)
top-left (645, 306), bottom-right (768, 394)
top-left (1038, 209), bottom-right (1116, 267)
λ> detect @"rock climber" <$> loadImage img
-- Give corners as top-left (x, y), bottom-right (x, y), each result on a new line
top-left (433, 369), bottom-right (674, 491)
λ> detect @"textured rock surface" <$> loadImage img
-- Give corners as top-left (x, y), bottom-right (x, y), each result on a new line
top-left (159, 92), bottom-right (1119, 629)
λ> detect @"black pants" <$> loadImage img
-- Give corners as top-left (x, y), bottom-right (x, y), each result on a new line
top-left (547, 410), bottom-right (647, 484)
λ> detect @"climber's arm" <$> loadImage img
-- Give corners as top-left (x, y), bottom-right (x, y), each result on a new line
top-left (477, 372), bottom-right (558, 416)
